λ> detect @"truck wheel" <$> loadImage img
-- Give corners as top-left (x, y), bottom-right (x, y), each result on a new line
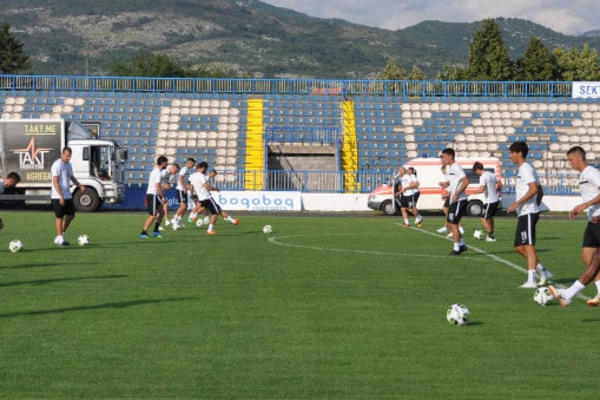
top-left (381, 200), bottom-right (396, 216)
top-left (466, 200), bottom-right (483, 217)
top-left (73, 188), bottom-right (101, 212)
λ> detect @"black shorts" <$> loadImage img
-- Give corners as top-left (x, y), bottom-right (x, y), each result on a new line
top-left (400, 192), bottom-right (420, 208)
top-left (514, 213), bottom-right (539, 247)
top-left (583, 221), bottom-right (600, 248)
top-left (145, 194), bottom-right (164, 216)
top-left (447, 200), bottom-right (467, 224)
top-left (443, 197), bottom-right (450, 208)
top-left (52, 199), bottom-right (75, 218)
top-left (200, 198), bottom-right (222, 215)
top-left (177, 190), bottom-right (187, 204)
top-left (482, 201), bottom-right (500, 219)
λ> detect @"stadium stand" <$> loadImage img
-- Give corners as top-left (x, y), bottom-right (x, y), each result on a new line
top-left (0, 76), bottom-right (591, 193)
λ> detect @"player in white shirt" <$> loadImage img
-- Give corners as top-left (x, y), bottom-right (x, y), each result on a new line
top-left (407, 167), bottom-right (423, 226)
top-left (437, 165), bottom-right (464, 237)
top-left (0, 171), bottom-right (21, 233)
top-left (549, 146), bottom-right (600, 306)
top-left (397, 167), bottom-right (421, 227)
top-left (157, 163), bottom-right (179, 230)
top-left (139, 156), bottom-right (168, 238)
top-left (188, 162), bottom-right (239, 235)
top-left (506, 141), bottom-right (553, 288)
top-left (440, 148), bottom-right (469, 255)
top-left (171, 158), bottom-right (196, 229)
top-left (51, 147), bottom-right (86, 246)
top-left (471, 162), bottom-right (502, 242)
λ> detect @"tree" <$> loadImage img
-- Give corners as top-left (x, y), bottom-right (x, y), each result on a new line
top-left (554, 44), bottom-right (600, 81)
top-left (407, 65), bottom-right (425, 80)
top-left (468, 19), bottom-right (513, 80)
top-left (518, 37), bottom-right (557, 80)
top-left (111, 52), bottom-right (187, 77)
top-left (435, 62), bottom-right (469, 81)
top-left (0, 22), bottom-right (31, 74)
top-left (378, 58), bottom-right (406, 80)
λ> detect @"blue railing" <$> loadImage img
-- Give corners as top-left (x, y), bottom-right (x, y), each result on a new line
top-left (0, 74), bottom-right (575, 98)
top-left (264, 127), bottom-right (339, 144)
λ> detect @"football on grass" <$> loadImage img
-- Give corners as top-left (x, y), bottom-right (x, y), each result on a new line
top-left (446, 303), bottom-right (470, 326)
top-left (77, 235), bottom-right (91, 246)
top-left (263, 225), bottom-right (273, 234)
top-left (9, 239), bottom-right (24, 253)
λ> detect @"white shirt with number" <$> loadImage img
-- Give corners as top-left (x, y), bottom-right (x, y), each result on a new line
top-left (189, 172), bottom-right (210, 201)
top-left (448, 163), bottom-right (468, 202)
top-left (176, 166), bottom-right (192, 191)
top-left (479, 170), bottom-right (499, 204)
top-left (51, 159), bottom-right (74, 200)
top-left (400, 174), bottom-right (415, 196)
top-left (579, 165), bottom-right (600, 221)
top-left (515, 162), bottom-right (541, 216)
top-left (146, 167), bottom-right (162, 195)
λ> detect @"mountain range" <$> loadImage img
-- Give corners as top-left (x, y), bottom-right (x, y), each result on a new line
top-left (2, 0), bottom-right (600, 78)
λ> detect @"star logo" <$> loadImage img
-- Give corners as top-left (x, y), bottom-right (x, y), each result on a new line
top-left (12, 138), bottom-right (52, 170)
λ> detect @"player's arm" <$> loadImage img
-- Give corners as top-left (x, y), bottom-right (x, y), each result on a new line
top-left (439, 180), bottom-right (449, 188)
top-left (451, 176), bottom-right (469, 202)
top-left (203, 182), bottom-right (220, 192)
top-left (178, 174), bottom-right (186, 193)
top-left (156, 181), bottom-right (165, 201)
top-left (471, 185), bottom-right (485, 195)
top-left (52, 175), bottom-right (64, 204)
top-left (571, 177), bottom-right (600, 218)
top-left (70, 174), bottom-right (85, 192)
top-left (507, 182), bottom-right (539, 213)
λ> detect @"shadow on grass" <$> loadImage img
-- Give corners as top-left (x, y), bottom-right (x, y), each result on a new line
top-left (0, 274), bottom-right (128, 288)
top-left (581, 319), bottom-right (600, 323)
top-left (0, 296), bottom-right (197, 319)
top-left (0, 261), bottom-right (101, 270)
top-left (466, 321), bottom-right (484, 326)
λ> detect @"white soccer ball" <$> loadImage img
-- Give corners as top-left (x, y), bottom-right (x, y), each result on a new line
top-left (196, 218), bottom-right (204, 227)
top-left (263, 225), bottom-right (273, 234)
top-left (9, 239), bottom-right (23, 253)
top-left (473, 230), bottom-right (483, 240)
top-left (77, 235), bottom-right (91, 246)
top-left (446, 303), bottom-right (470, 326)
top-left (533, 287), bottom-right (554, 306)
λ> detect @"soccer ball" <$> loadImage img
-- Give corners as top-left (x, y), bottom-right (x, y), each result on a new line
top-left (263, 225), bottom-right (273, 234)
top-left (473, 230), bottom-right (483, 240)
top-left (77, 235), bottom-right (91, 246)
top-left (446, 303), bottom-right (470, 326)
top-left (533, 287), bottom-right (554, 306)
top-left (9, 239), bottom-right (23, 253)
top-left (196, 218), bottom-right (204, 227)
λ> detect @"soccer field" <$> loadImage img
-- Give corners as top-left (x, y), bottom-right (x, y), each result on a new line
top-left (1, 211), bottom-right (599, 398)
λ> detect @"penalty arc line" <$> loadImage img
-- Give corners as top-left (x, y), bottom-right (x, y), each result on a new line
top-left (404, 224), bottom-right (590, 301)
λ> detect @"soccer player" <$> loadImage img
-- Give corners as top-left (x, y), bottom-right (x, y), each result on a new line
top-left (436, 165), bottom-right (464, 237)
top-left (140, 156), bottom-right (168, 238)
top-left (471, 162), bottom-right (501, 242)
top-left (397, 167), bottom-right (419, 227)
top-left (440, 148), bottom-right (468, 255)
top-left (548, 146), bottom-right (600, 306)
top-left (505, 141), bottom-right (552, 288)
top-left (407, 167), bottom-right (423, 227)
top-left (207, 170), bottom-right (239, 226)
top-left (51, 147), bottom-right (86, 246)
top-left (0, 171), bottom-right (21, 233)
top-left (171, 158), bottom-right (196, 229)
top-left (158, 163), bottom-right (179, 230)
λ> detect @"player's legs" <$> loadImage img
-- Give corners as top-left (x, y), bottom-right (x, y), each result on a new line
top-left (219, 209), bottom-right (239, 225)
top-left (448, 200), bottom-right (467, 255)
top-left (55, 217), bottom-right (63, 237)
top-left (400, 206), bottom-right (410, 226)
top-left (514, 213), bottom-right (549, 287)
top-left (62, 214), bottom-right (75, 234)
top-left (141, 195), bottom-right (162, 238)
top-left (0, 217), bottom-right (3, 231)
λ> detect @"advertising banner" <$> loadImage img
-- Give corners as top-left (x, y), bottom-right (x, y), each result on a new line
top-left (212, 191), bottom-right (302, 211)
top-left (572, 82), bottom-right (600, 98)
top-left (0, 121), bottom-right (63, 184)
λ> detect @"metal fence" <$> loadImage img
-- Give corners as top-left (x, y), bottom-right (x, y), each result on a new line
top-left (129, 169), bottom-right (581, 195)
top-left (0, 74), bottom-right (576, 98)
top-left (264, 127), bottom-right (340, 145)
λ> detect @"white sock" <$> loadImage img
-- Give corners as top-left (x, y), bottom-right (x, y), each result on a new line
top-left (595, 280), bottom-right (600, 295)
top-left (404, 218), bottom-right (409, 225)
top-left (226, 216), bottom-right (235, 223)
top-left (416, 214), bottom-right (422, 221)
top-left (190, 212), bottom-right (197, 219)
top-left (57, 234), bottom-right (64, 242)
top-left (527, 270), bottom-right (536, 283)
top-left (453, 242), bottom-right (460, 251)
top-left (208, 223), bottom-right (215, 232)
top-left (459, 226), bottom-right (464, 235)
top-left (564, 280), bottom-right (586, 300)
top-left (458, 238), bottom-right (465, 247)
top-left (536, 263), bottom-right (546, 272)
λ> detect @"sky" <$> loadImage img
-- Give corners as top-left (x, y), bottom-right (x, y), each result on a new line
top-left (261, 0), bottom-right (600, 35)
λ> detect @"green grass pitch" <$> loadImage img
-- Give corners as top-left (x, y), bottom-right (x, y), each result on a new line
top-left (1, 211), bottom-right (599, 398)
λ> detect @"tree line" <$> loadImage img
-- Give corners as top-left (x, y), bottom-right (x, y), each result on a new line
top-left (380, 19), bottom-right (600, 81)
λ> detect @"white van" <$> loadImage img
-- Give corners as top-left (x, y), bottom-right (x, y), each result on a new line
top-left (367, 157), bottom-right (503, 216)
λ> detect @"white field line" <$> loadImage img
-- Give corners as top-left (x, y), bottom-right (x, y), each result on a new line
top-left (267, 235), bottom-right (485, 260)
top-left (403, 224), bottom-right (590, 301)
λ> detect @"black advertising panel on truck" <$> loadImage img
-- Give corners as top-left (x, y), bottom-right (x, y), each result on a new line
top-left (0, 120), bottom-right (64, 186)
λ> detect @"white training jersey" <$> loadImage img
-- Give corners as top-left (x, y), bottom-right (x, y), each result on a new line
top-left (160, 169), bottom-right (173, 185)
top-left (176, 166), bottom-right (192, 191)
top-left (189, 171), bottom-right (210, 201)
top-left (515, 162), bottom-right (541, 216)
top-left (410, 174), bottom-right (420, 193)
top-left (50, 159), bottom-right (74, 200)
top-left (448, 163), bottom-right (468, 202)
top-left (400, 174), bottom-right (416, 196)
top-left (479, 170), bottom-right (499, 204)
top-left (579, 165), bottom-right (600, 221)
top-left (146, 167), bottom-right (162, 195)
